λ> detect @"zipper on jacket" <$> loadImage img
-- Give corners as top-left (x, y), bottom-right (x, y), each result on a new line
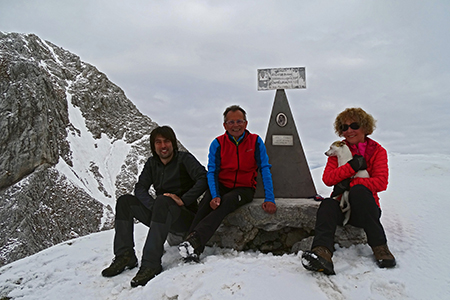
top-left (233, 144), bottom-right (239, 188)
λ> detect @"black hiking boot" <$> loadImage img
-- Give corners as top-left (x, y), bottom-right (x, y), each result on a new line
top-left (101, 250), bottom-right (138, 277)
top-left (371, 244), bottom-right (396, 268)
top-left (130, 265), bottom-right (163, 287)
top-left (301, 246), bottom-right (336, 275)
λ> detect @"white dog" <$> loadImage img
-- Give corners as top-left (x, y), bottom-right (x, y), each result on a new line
top-left (325, 141), bottom-right (369, 225)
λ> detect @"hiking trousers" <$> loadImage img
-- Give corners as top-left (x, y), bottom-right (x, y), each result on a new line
top-left (113, 194), bottom-right (195, 268)
top-left (312, 184), bottom-right (387, 252)
top-left (189, 184), bottom-right (255, 248)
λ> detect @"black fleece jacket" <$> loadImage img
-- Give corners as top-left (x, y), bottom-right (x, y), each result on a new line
top-left (134, 151), bottom-right (207, 212)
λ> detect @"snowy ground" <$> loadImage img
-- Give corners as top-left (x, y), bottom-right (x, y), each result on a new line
top-left (0, 153), bottom-right (449, 300)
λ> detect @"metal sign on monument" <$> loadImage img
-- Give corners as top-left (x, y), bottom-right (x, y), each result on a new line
top-left (257, 67), bottom-right (306, 91)
top-left (255, 67), bottom-right (316, 199)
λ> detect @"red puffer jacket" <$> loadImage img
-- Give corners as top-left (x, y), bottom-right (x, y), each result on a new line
top-left (322, 137), bottom-right (388, 207)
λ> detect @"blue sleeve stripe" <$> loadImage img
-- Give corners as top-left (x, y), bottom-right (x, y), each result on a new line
top-left (207, 139), bottom-right (221, 199)
top-left (256, 136), bottom-right (275, 203)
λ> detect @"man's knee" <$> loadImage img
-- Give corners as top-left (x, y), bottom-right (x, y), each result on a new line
top-left (152, 195), bottom-right (177, 223)
top-left (116, 194), bottom-right (138, 209)
top-left (219, 193), bottom-right (242, 212)
top-left (115, 194), bottom-right (139, 219)
top-left (154, 195), bottom-right (175, 210)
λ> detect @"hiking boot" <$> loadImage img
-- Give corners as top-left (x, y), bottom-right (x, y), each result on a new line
top-left (130, 265), bottom-right (162, 287)
top-left (301, 246), bottom-right (335, 275)
top-left (372, 244), bottom-right (396, 268)
top-left (101, 250), bottom-right (138, 277)
top-left (178, 232), bottom-right (202, 263)
top-left (178, 241), bottom-right (200, 263)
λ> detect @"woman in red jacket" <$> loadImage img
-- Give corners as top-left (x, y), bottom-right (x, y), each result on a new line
top-left (302, 107), bottom-right (396, 275)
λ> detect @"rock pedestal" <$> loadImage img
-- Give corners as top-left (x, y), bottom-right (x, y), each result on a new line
top-left (206, 198), bottom-right (367, 254)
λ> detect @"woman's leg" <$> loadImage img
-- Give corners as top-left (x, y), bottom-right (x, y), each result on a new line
top-left (347, 184), bottom-right (387, 247)
top-left (311, 198), bottom-right (344, 252)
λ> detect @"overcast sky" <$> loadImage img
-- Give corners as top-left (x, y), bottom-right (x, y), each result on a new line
top-left (1, 0), bottom-right (449, 167)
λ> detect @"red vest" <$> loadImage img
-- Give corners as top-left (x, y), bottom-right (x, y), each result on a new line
top-left (216, 132), bottom-right (258, 189)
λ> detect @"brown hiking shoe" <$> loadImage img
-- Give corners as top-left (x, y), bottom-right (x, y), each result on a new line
top-left (130, 265), bottom-right (162, 287)
top-left (101, 250), bottom-right (138, 277)
top-left (301, 246), bottom-right (335, 275)
top-left (371, 244), bottom-right (396, 268)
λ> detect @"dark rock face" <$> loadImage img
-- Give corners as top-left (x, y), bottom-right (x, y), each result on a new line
top-left (0, 32), bottom-right (158, 266)
top-left (0, 165), bottom-right (112, 266)
top-left (0, 37), bottom-right (69, 189)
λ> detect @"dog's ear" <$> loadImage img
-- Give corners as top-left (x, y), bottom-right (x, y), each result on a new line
top-left (338, 141), bottom-right (346, 147)
top-left (332, 141), bottom-right (341, 147)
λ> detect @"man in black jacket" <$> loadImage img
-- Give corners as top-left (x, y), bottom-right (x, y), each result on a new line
top-left (101, 126), bottom-right (207, 287)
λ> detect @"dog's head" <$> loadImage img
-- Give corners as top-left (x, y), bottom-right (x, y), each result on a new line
top-left (325, 141), bottom-right (346, 157)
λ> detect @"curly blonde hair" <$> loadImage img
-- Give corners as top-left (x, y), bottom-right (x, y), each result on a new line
top-left (334, 107), bottom-right (376, 137)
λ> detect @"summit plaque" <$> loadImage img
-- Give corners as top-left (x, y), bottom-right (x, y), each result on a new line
top-left (257, 67), bottom-right (306, 90)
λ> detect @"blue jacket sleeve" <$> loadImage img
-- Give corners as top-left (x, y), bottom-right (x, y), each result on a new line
top-left (207, 139), bottom-right (221, 199)
top-left (256, 136), bottom-right (275, 203)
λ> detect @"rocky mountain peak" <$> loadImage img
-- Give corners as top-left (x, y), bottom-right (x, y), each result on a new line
top-left (0, 32), bottom-right (161, 266)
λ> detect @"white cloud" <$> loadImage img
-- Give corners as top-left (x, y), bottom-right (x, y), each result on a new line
top-left (1, 0), bottom-right (449, 165)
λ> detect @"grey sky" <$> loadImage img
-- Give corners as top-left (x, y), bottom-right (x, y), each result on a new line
top-left (1, 0), bottom-right (449, 167)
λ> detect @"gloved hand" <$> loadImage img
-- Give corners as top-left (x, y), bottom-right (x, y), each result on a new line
top-left (262, 201), bottom-right (277, 214)
top-left (331, 178), bottom-right (351, 198)
top-left (348, 155), bottom-right (367, 172)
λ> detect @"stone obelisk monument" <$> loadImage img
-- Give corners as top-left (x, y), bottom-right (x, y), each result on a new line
top-left (255, 67), bottom-right (316, 198)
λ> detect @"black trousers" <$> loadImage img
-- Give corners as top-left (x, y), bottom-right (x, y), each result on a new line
top-left (189, 184), bottom-right (255, 248)
top-left (312, 184), bottom-right (387, 252)
top-left (113, 194), bottom-right (195, 268)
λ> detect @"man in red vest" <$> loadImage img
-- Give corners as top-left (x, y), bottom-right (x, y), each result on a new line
top-left (178, 105), bottom-right (277, 262)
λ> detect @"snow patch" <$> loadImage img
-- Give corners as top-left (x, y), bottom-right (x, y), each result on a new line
top-left (54, 82), bottom-right (131, 208)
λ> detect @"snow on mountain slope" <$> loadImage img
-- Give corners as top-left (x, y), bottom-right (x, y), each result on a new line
top-left (55, 84), bottom-right (132, 209)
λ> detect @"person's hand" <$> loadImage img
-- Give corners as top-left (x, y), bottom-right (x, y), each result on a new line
top-left (164, 193), bottom-right (184, 206)
top-left (348, 155), bottom-right (367, 172)
top-left (210, 197), bottom-right (221, 210)
top-left (330, 178), bottom-right (351, 198)
top-left (262, 201), bottom-right (277, 214)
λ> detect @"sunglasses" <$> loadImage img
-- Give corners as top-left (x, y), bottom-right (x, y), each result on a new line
top-left (341, 122), bottom-right (360, 132)
top-left (225, 119), bottom-right (246, 126)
